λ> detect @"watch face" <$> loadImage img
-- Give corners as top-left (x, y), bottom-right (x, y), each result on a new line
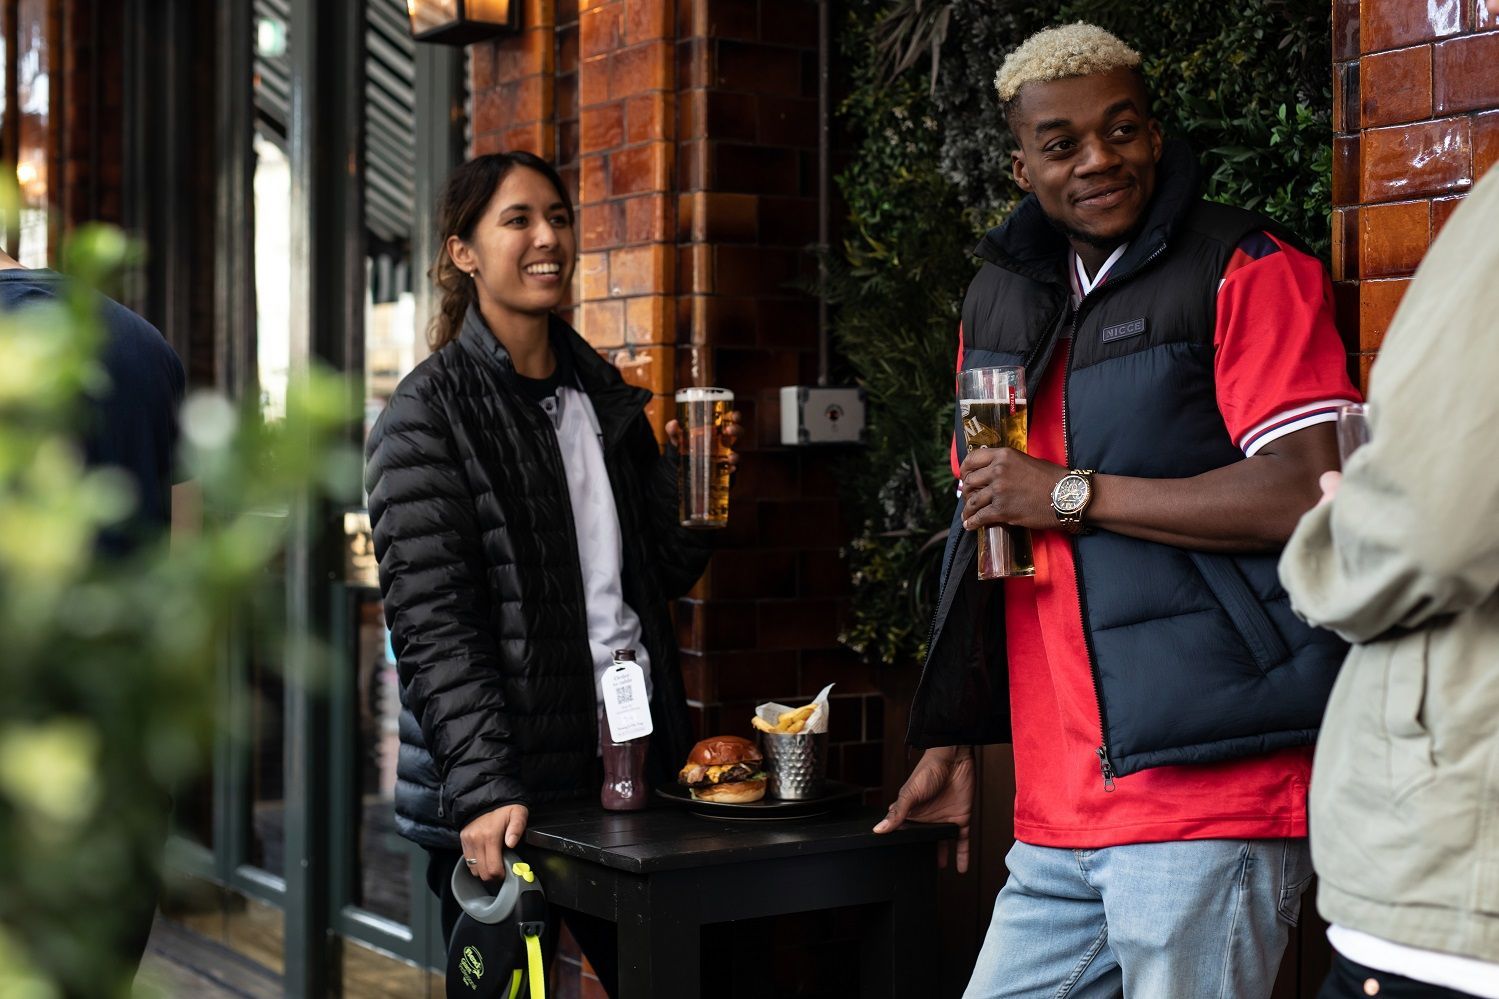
top-left (1054, 475), bottom-right (1090, 514)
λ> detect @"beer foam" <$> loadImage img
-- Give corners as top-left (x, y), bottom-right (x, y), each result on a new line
top-left (675, 386), bottom-right (734, 403)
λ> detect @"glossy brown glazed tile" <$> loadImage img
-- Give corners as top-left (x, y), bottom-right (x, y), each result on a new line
top-left (715, 40), bottom-right (803, 96)
top-left (1358, 278), bottom-right (1412, 352)
top-left (1333, 134), bottom-right (1362, 205)
top-left (624, 0), bottom-right (672, 43)
top-left (1360, 199), bottom-right (1430, 278)
top-left (578, 299), bottom-right (626, 348)
top-left (1335, 0), bottom-right (1360, 60)
top-left (1334, 61), bottom-right (1359, 134)
top-left (1434, 32), bottom-right (1499, 114)
top-left (578, 54), bottom-right (610, 106)
top-left (760, 0), bottom-right (817, 46)
top-left (1362, 118), bottom-right (1472, 202)
top-left (608, 244), bottom-right (662, 296)
top-left (706, 0), bottom-right (760, 40)
top-left (609, 41), bottom-right (672, 98)
top-left (608, 141), bottom-right (670, 196)
top-left (578, 251), bottom-right (609, 301)
top-left (758, 95), bottom-right (817, 146)
top-left (1361, 0), bottom-right (1461, 52)
top-left (1431, 194), bottom-right (1467, 237)
top-left (624, 192), bottom-right (672, 242)
top-left (556, 71), bottom-right (580, 123)
top-left (557, 25), bottom-right (580, 74)
top-left (625, 93), bottom-right (670, 143)
top-left (613, 344), bottom-right (673, 393)
top-left (579, 199), bottom-right (623, 249)
top-left (1475, 110), bottom-right (1499, 180)
top-left (627, 297), bottom-right (675, 346)
top-left (705, 90), bottom-right (759, 142)
top-left (1332, 280), bottom-right (1362, 354)
top-left (579, 100), bottom-right (624, 152)
top-left (579, 4), bottom-right (621, 58)
top-left (1332, 207), bottom-right (1359, 280)
top-left (1360, 45), bottom-right (1432, 127)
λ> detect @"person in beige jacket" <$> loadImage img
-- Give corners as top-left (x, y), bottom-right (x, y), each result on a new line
top-left (1279, 163), bottom-right (1499, 996)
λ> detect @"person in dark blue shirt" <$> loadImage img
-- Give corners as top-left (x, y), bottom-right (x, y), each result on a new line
top-left (0, 251), bottom-right (184, 554)
top-left (0, 248), bottom-right (185, 978)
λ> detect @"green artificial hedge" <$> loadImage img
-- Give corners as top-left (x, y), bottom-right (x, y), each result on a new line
top-left (833, 0), bottom-right (1332, 667)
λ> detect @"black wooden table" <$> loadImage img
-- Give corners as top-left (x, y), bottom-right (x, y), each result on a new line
top-left (522, 801), bottom-right (955, 999)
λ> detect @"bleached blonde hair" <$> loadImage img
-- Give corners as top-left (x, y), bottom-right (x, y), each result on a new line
top-left (994, 23), bottom-right (1143, 121)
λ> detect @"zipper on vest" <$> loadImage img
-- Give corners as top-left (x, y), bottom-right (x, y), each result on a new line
top-left (1064, 295), bottom-right (1115, 792)
top-left (1065, 241), bottom-right (1168, 791)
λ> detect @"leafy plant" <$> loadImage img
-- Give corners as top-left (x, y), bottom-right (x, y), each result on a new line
top-left (0, 224), bottom-right (356, 997)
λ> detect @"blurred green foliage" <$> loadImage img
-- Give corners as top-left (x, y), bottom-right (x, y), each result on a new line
top-left (833, 0), bottom-right (1332, 667)
top-left (0, 224), bottom-right (356, 997)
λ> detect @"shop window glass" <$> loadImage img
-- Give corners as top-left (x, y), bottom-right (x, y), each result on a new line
top-left (15, 0), bottom-right (49, 267)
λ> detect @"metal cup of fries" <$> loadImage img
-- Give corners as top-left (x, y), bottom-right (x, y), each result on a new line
top-left (752, 684), bottom-right (834, 800)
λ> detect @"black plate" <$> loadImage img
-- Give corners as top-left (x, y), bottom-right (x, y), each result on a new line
top-left (654, 780), bottom-right (863, 821)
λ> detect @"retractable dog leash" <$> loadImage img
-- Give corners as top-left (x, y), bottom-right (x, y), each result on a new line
top-left (448, 854), bottom-right (549, 999)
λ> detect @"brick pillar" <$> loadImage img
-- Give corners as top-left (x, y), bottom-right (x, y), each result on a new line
top-left (574, 0), bottom-right (677, 420)
top-left (471, 0), bottom-right (556, 160)
top-left (470, 0), bottom-right (881, 801)
top-left (673, 0), bottom-right (881, 793)
top-left (1332, 0), bottom-right (1499, 385)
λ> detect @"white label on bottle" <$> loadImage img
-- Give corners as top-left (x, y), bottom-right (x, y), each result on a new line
top-left (602, 663), bottom-right (653, 742)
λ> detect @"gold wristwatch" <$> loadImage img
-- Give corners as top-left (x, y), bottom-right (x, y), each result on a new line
top-left (1050, 469), bottom-right (1095, 534)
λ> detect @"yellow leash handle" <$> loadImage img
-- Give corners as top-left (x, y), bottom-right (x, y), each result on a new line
top-left (525, 932), bottom-right (545, 999)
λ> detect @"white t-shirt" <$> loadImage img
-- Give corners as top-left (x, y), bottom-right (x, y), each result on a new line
top-left (1328, 925), bottom-right (1499, 997)
top-left (544, 385), bottom-right (651, 709)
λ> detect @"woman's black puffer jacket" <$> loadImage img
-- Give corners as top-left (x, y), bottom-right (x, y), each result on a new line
top-left (364, 306), bottom-right (709, 850)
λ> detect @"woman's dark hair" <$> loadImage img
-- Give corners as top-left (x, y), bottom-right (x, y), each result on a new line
top-left (428, 151), bottom-right (574, 351)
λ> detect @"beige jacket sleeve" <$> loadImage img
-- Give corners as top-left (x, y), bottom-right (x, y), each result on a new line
top-left (1279, 169), bottom-right (1499, 643)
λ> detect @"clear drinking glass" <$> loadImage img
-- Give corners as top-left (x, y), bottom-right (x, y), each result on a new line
top-left (676, 387), bottom-right (734, 528)
top-left (1337, 403), bottom-right (1371, 464)
top-left (958, 367), bottom-right (1034, 579)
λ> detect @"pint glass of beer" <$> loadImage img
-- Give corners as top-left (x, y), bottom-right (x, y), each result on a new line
top-left (958, 366), bottom-right (1035, 579)
top-left (676, 387), bottom-right (734, 528)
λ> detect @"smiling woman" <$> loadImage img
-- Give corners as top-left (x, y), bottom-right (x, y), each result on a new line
top-left (365, 152), bottom-right (739, 998)
top-left (427, 151), bottom-right (577, 359)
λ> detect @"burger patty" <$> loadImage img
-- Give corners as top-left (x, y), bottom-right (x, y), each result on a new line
top-left (678, 761), bottom-right (762, 788)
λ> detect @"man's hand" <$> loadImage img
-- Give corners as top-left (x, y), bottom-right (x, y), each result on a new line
top-left (1315, 470), bottom-right (1342, 508)
top-left (459, 803), bottom-right (529, 883)
top-left (960, 447), bottom-right (1067, 532)
top-left (873, 746), bottom-right (975, 873)
top-left (665, 410), bottom-right (743, 473)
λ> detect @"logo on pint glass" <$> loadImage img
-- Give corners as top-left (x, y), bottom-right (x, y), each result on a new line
top-left (1100, 317), bottom-right (1147, 343)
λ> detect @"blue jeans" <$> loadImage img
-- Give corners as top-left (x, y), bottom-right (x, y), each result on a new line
top-left (964, 838), bottom-right (1314, 999)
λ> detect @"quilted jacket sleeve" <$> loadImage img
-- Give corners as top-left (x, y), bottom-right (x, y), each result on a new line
top-left (365, 386), bottom-right (526, 825)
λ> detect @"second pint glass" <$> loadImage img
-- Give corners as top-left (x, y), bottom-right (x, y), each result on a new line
top-left (676, 387), bottom-right (733, 528)
top-left (958, 366), bottom-right (1035, 579)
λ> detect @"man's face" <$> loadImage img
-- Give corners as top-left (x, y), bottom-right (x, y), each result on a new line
top-left (1009, 68), bottom-right (1164, 249)
top-left (1489, 0), bottom-right (1498, 18)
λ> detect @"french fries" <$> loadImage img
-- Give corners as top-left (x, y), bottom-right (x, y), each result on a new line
top-left (752, 703), bottom-right (816, 735)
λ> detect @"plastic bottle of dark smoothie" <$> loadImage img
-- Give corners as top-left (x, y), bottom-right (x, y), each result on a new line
top-left (600, 649), bottom-right (650, 811)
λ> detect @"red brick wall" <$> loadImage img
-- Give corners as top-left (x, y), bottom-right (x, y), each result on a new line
top-left (469, 0), bottom-right (884, 811)
top-left (1332, 0), bottom-right (1499, 383)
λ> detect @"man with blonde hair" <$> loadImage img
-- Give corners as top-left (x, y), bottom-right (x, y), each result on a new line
top-left (875, 23), bottom-right (1359, 997)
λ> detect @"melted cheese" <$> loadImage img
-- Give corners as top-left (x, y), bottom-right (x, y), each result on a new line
top-left (705, 764), bottom-right (736, 781)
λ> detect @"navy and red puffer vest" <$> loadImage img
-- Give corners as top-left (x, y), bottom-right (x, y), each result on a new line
top-left (907, 142), bottom-right (1348, 780)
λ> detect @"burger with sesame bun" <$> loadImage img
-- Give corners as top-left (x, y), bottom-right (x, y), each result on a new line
top-left (677, 736), bottom-right (768, 803)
